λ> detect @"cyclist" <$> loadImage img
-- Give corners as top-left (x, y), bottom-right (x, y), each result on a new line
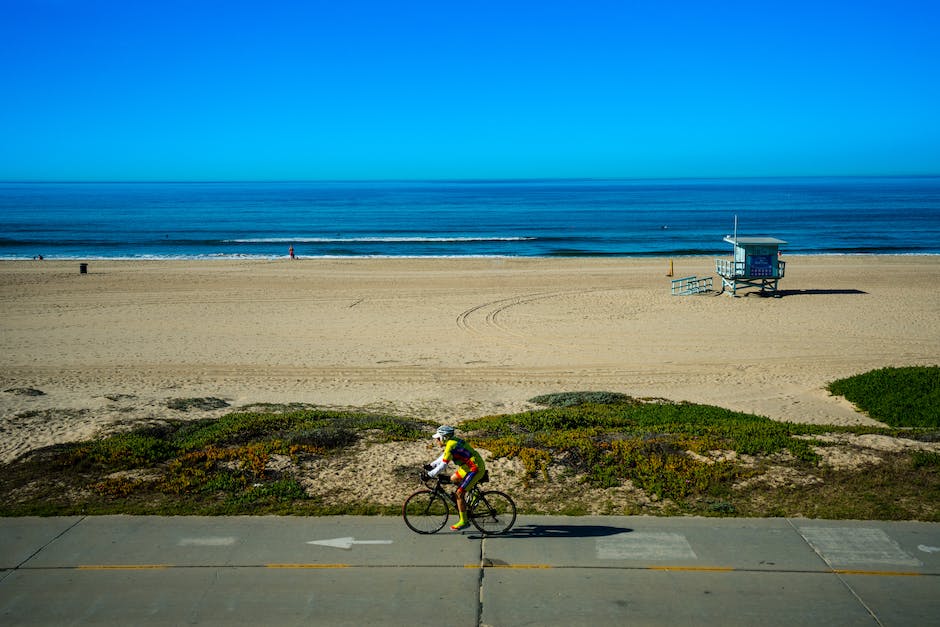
top-left (424, 425), bottom-right (485, 531)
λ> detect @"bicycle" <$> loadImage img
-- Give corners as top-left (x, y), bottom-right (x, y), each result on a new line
top-left (402, 469), bottom-right (517, 535)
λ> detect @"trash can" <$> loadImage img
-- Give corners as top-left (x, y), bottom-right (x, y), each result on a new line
top-left (80, 263), bottom-right (88, 274)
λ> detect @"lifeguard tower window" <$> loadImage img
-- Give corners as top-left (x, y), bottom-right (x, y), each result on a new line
top-left (715, 236), bottom-right (787, 297)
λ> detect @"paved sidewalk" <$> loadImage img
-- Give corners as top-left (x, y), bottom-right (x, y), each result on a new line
top-left (1, 516), bottom-right (938, 626)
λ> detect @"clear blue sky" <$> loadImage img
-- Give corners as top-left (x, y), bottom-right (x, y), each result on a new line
top-left (2, 0), bottom-right (939, 181)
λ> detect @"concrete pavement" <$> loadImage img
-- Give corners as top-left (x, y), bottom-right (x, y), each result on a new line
top-left (1, 515), bottom-right (938, 626)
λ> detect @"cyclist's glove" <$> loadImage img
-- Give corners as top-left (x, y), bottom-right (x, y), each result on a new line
top-left (423, 464), bottom-right (433, 471)
top-left (426, 459), bottom-right (447, 477)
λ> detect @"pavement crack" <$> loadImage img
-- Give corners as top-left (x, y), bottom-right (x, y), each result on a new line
top-left (477, 536), bottom-right (485, 627)
top-left (12, 516), bottom-right (86, 573)
top-left (785, 518), bottom-right (885, 626)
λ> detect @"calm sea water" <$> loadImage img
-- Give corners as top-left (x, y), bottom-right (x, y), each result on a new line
top-left (1, 178), bottom-right (938, 259)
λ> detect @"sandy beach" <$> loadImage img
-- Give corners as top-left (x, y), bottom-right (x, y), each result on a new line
top-left (1, 256), bottom-right (938, 464)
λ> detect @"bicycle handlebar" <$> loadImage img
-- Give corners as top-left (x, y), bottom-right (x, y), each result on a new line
top-left (419, 470), bottom-right (451, 486)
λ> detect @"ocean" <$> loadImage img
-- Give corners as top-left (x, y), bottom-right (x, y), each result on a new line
top-left (1, 177), bottom-right (938, 259)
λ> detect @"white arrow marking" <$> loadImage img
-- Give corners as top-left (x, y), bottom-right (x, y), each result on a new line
top-left (306, 537), bottom-right (393, 550)
top-left (918, 544), bottom-right (940, 554)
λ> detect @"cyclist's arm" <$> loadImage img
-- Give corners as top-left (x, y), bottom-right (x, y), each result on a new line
top-left (428, 441), bottom-right (459, 477)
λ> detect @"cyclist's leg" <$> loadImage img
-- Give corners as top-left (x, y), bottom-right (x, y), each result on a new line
top-left (450, 467), bottom-right (476, 529)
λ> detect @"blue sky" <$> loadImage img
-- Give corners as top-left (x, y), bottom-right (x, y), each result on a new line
top-left (2, 0), bottom-right (939, 181)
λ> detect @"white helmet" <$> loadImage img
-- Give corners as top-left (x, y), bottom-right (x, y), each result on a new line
top-left (433, 425), bottom-right (455, 440)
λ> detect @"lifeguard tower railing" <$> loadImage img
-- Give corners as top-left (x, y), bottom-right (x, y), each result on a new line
top-left (715, 259), bottom-right (785, 290)
top-left (715, 236), bottom-right (787, 296)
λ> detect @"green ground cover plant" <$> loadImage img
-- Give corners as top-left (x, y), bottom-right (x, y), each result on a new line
top-left (1, 369), bottom-right (938, 519)
top-left (827, 366), bottom-right (939, 428)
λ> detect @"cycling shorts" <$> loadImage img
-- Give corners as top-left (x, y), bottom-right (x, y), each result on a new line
top-left (455, 466), bottom-right (482, 494)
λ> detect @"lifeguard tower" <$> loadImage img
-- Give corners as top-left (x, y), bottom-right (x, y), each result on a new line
top-left (715, 236), bottom-right (786, 297)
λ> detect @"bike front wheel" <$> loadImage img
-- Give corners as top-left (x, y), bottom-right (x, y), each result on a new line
top-left (402, 489), bottom-right (450, 534)
top-left (469, 490), bottom-right (516, 535)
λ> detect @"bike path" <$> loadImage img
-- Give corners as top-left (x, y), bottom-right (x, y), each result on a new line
top-left (1, 515), bottom-right (938, 626)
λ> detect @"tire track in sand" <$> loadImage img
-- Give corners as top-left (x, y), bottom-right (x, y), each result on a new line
top-left (456, 289), bottom-right (612, 350)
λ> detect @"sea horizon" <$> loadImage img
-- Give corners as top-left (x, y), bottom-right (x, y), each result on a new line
top-left (3, 174), bottom-right (940, 185)
top-left (2, 176), bottom-right (938, 260)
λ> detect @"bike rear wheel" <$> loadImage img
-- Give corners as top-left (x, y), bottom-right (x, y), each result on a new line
top-left (402, 489), bottom-right (450, 534)
top-left (469, 490), bottom-right (516, 535)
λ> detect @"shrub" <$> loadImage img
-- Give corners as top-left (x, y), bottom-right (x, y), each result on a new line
top-left (912, 450), bottom-right (940, 469)
top-left (166, 397), bottom-right (230, 411)
top-left (70, 433), bottom-right (176, 470)
top-left (289, 427), bottom-right (357, 450)
top-left (530, 391), bottom-right (637, 407)
top-left (466, 399), bottom-right (821, 502)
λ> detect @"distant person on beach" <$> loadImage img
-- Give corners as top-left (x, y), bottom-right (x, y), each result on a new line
top-left (289, 245), bottom-right (295, 260)
top-left (424, 425), bottom-right (485, 531)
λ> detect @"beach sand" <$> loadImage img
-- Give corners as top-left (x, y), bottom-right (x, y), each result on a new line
top-left (1, 256), bottom-right (938, 464)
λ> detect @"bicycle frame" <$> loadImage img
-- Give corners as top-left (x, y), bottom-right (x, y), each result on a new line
top-left (420, 473), bottom-right (482, 507)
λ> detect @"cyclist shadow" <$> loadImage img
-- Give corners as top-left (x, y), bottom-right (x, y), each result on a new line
top-left (470, 524), bottom-right (632, 539)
